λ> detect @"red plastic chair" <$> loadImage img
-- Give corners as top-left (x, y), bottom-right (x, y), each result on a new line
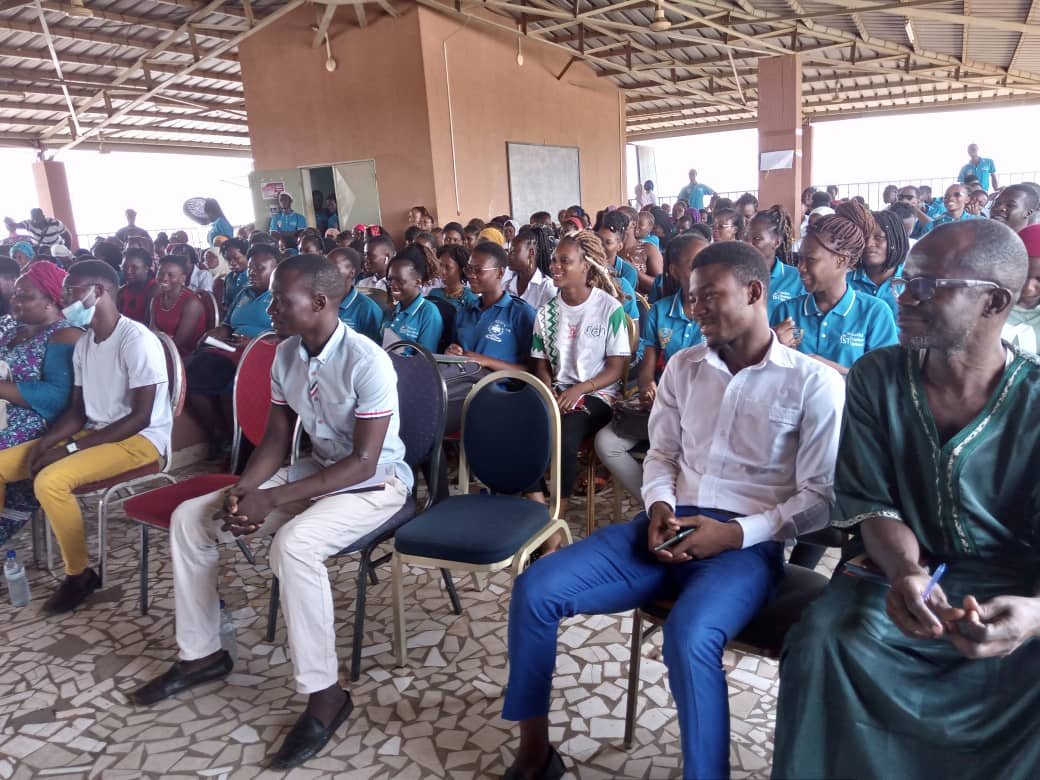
top-left (71, 332), bottom-right (185, 591)
top-left (196, 290), bottom-right (219, 335)
top-left (123, 332), bottom-right (281, 614)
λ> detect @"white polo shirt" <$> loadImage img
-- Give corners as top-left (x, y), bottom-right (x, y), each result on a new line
top-left (73, 316), bottom-right (173, 458)
top-left (270, 321), bottom-right (410, 490)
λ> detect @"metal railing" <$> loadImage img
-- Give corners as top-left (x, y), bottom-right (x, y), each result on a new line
top-left (76, 225), bottom-right (215, 250)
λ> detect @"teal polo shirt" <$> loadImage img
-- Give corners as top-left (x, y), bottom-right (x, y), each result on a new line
top-left (268, 211), bottom-right (307, 234)
top-left (648, 274), bottom-right (668, 304)
top-left (338, 287), bottom-right (383, 342)
top-left (383, 294), bottom-right (443, 354)
top-left (958, 158), bottom-right (996, 190)
top-left (225, 288), bottom-right (273, 338)
top-left (769, 286), bottom-right (898, 369)
top-left (640, 292), bottom-right (703, 374)
top-left (222, 268), bottom-right (248, 311)
top-left (768, 258), bottom-right (806, 318)
top-left (922, 210), bottom-right (980, 235)
top-left (847, 263), bottom-right (903, 320)
top-left (453, 293), bottom-right (536, 365)
top-left (612, 257), bottom-right (639, 291)
top-left (427, 286), bottom-right (479, 313)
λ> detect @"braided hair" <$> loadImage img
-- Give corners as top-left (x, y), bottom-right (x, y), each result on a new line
top-left (559, 231), bottom-right (625, 304)
top-left (514, 225), bottom-right (554, 276)
top-left (870, 209), bottom-right (910, 273)
top-left (806, 199), bottom-right (876, 265)
top-left (749, 205), bottom-right (795, 266)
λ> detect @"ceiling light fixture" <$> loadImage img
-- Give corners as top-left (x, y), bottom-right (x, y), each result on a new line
top-left (904, 18), bottom-right (916, 45)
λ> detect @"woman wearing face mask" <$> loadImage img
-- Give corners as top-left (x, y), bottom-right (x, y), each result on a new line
top-left (0, 263), bottom-right (81, 546)
top-left (185, 244), bottom-right (280, 457)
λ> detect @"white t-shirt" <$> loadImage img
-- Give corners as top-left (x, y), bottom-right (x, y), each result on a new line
top-left (73, 316), bottom-right (173, 458)
top-left (507, 268), bottom-right (557, 311)
top-left (531, 287), bottom-right (631, 402)
top-left (189, 265), bottom-right (214, 294)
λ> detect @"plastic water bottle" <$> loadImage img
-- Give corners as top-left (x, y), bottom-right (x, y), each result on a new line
top-left (4, 550), bottom-right (30, 608)
top-left (219, 599), bottom-right (237, 664)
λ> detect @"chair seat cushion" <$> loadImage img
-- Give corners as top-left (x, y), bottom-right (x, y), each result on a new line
top-left (123, 474), bottom-right (239, 530)
top-left (394, 494), bottom-right (550, 565)
top-left (641, 563), bottom-right (829, 657)
top-left (337, 501), bottom-right (417, 556)
top-left (73, 463), bottom-right (163, 496)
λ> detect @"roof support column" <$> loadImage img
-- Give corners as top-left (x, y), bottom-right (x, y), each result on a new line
top-left (32, 159), bottom-right (78, 249)
top-left (757, 53), bottom-right (802, 222)
top-left (801, 120), bottom-right (813, 192)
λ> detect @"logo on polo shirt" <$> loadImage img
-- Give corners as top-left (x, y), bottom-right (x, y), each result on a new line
top-left (839, 332), bottom-right (865, 347)
top-left (772, 290), bottom-right (793, 302)
top-left (486, 320), bottom-right (509, 343)
top-left (659, 327), bottom-right (673, 348)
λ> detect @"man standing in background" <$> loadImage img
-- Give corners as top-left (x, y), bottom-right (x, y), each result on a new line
top-left (676, 169), bottom-right (715, 211)
top-left (959, 143), bottom-right (998, 192)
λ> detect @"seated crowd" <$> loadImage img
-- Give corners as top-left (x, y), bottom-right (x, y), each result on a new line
top-left (3, 172), bottom-right (1040, 778)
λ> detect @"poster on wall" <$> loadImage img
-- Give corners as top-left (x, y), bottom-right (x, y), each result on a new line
top-left (261, 180), bottom-right (285, 200)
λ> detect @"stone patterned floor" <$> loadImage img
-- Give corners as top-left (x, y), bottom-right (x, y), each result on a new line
top-left (0, 461), bottom-right (837, 779)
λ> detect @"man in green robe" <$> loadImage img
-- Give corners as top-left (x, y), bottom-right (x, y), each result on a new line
top-left (772, 219), bottom-right (1040, 780)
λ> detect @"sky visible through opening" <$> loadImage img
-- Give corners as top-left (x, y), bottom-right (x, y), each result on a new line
top-left (2, 102), bottom-right (1038, 239)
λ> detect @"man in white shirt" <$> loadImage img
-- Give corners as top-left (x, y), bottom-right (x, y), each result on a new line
top-left (132, 254), bottom-right (410, 769)
top-left (500, 241), bottom-right (845, 780)
top-left (0, 260), bottom-right (171, 614)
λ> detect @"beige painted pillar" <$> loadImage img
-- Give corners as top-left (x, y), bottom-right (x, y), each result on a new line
top-left (32, 160), bottom-right (79, 249)
top-left (757, 54), bottom-right (803, 220)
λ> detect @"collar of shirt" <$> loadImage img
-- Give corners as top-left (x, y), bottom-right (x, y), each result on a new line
top-left (667, 291), bottom-right (692, 322)
top-left (803, 286), bottom-right (856, 318)
top-left (692, 330), bottom-right (797, 374)
top-left (771, 258), bottom-right (793, 281)
top-left (340, 287), bottom-right (358, 312)
top-left (296, 320), bottom-right (346, 364)
top-left (395, 294), bottom-right (426, 318)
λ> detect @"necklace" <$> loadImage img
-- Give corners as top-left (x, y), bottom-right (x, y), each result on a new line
top-left (159, 289), bottom-right (181, 311)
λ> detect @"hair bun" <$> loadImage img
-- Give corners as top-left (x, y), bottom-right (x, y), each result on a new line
top-left (834, 200), bottom-right (876, 244)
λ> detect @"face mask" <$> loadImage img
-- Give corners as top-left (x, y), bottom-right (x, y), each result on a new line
top-left (62, 288), bottom-right (97, 328)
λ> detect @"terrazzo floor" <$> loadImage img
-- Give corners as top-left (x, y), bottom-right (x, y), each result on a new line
top-left (0, 459), bottom-right (836, 779)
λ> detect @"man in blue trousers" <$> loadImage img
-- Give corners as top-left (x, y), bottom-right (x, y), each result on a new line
top-left (499, 241), bottom-right (846, 780)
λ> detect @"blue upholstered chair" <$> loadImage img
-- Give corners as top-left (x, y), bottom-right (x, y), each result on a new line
top-left (391, 370), bottom-right (571, 667)
top-left (264, 340), bottom-right (459, 681)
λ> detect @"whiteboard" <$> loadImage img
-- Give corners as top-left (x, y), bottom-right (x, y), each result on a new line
top-left (507, 143), bottom-right (581, 223)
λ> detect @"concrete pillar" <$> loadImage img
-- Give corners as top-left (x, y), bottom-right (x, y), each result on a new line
top-left (757, 54), bottom-right (802, 220)
top-left (32, 160), bottom-right (78, 249)
top-left (801, 121), bottom-right (813, 192)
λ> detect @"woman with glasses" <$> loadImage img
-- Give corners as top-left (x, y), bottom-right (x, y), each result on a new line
top-left (529, 231), bottom-right (631, 553)
top-left (847, 209), bottom-right (910, 319)
top-left (771, 201), bottom-right (898, 377)
top-left (711, 208), bottom-right (741, 243)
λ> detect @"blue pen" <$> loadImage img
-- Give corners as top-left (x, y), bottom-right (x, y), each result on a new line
top-left (922, 563), bottom-right (947, 600)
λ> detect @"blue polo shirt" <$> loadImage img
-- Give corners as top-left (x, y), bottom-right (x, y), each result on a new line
top-left (383, 294), bottom-right (443, 354)
top-left (207, 216), bottom-right (234, 245)
top-left (611, 257), bottom-right (639, 290)
top-left (226, 287), bottom-right (273, 338)
top-left (640, 292), bottom-right (702, 374)
top-left (454, 293), bottom-right (536, 365)
top-left (958, 158), bottom-right (997, 190)
top-left (768, 259), bottom-right (806, 318)
top-left (923, 210), bottom-right (981, 235)
top-left (268, 211), bottom-right (307, 234)
top-left (222, 268), bottom-right (248, 311)
top-left (427, 286), bottom-right (479, 313)
top-left (338, 287), bottom-right (383, 342)
top-left (677, 183), bottom-right (715, 210)
top-left (847, 263), bottom-right (903, 320)
top-left (648, 274), bottom-right (668, 304)
top-left (769, 286), bottom-right (898, 368)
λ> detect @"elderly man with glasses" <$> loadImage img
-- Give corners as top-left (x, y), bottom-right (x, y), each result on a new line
top-left (772, 219), bottom-right (1040, 780)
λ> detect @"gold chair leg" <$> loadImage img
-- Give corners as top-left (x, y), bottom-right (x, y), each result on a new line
top-left (585, 453), bottom-right (595, 538)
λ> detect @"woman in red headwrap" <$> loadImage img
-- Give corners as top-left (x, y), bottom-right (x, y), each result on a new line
top-left (0, 261), bottom-right (82, 546)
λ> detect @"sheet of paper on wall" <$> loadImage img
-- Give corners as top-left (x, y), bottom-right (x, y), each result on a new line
top-left (760, 150), bottom-right (795, 171)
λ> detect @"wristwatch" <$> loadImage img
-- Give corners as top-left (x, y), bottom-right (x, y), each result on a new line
top-left (65, 441), bottom-right (79, 455)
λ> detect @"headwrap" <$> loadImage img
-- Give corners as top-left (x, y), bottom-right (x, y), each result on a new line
top-left (562, 217), bottom-right (584, 233)
top-left (24, 259), bottom-right (67, 306)
top-left (1020, 224), bottom-right (1040, 258)
top-left (477, 227), bottom-right (505, 246)
top-left (809, 206), bottom-right (835, 218)
top-left (505, 219), bottom-right (521, 236)
top-left (11, 241), bottom-right (33, 262)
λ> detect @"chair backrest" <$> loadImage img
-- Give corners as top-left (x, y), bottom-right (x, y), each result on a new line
top-left (423, 295), bottom-right (456, 353)
top-left (153, 331), bottom-right (186, 418)
top-left (459, 371), bottom-right (561, 515)
top-left (233, 332), bottom-right (280, 447)
top-left (197, 289), bottom-right (219, 332)
top-left (385, 341), bottom-right (447, 501)
top-left (213, 276), bottom-right (225, 311)
top-left (358, 287), bottom-right (390, 315)
top-left (635, 291), bottom-right (651, 321)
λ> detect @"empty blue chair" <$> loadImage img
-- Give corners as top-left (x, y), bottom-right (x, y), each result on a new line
top-left (391, 370), bottom-right (569, 666)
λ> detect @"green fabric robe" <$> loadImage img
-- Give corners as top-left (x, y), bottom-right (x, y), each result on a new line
top-left (772, 345), bottom-right (1040, 780)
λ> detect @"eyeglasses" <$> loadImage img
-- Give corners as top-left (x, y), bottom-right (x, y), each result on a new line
top-left (891, 276), bottom-right (1006, 302)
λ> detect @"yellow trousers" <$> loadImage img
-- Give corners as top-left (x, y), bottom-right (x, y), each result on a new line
top-left (0, 432), bottom-right (160, 575)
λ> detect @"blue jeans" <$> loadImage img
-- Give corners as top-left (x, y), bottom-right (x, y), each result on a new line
top-left (503, 508), bottom-right (784, 780)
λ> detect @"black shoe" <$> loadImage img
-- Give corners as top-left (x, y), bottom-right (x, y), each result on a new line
top-left (502, 748), bottom-right (566, 780)
top-left (42, 568), bottom-right (101, 615)
top-left (130, 652), bottom-right (233, 706)
top-left (270, 691), bottom-right (354, 770)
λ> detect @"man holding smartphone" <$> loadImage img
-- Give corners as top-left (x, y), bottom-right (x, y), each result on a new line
top-left (500, 241), bottom-right (844, 780)
top-left (131, 254), bottom-right (410, 769)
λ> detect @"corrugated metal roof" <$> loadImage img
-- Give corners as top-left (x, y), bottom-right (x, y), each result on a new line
top-left (0, 0), bottom-right (395, 155)
top-left (424, 0), bottom-right (1040, 139)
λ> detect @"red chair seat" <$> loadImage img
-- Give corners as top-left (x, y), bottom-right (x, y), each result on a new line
top-left (73, 463), bottom-right (163, 496)
top-left (123, 473), bottom-right (239, 530)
